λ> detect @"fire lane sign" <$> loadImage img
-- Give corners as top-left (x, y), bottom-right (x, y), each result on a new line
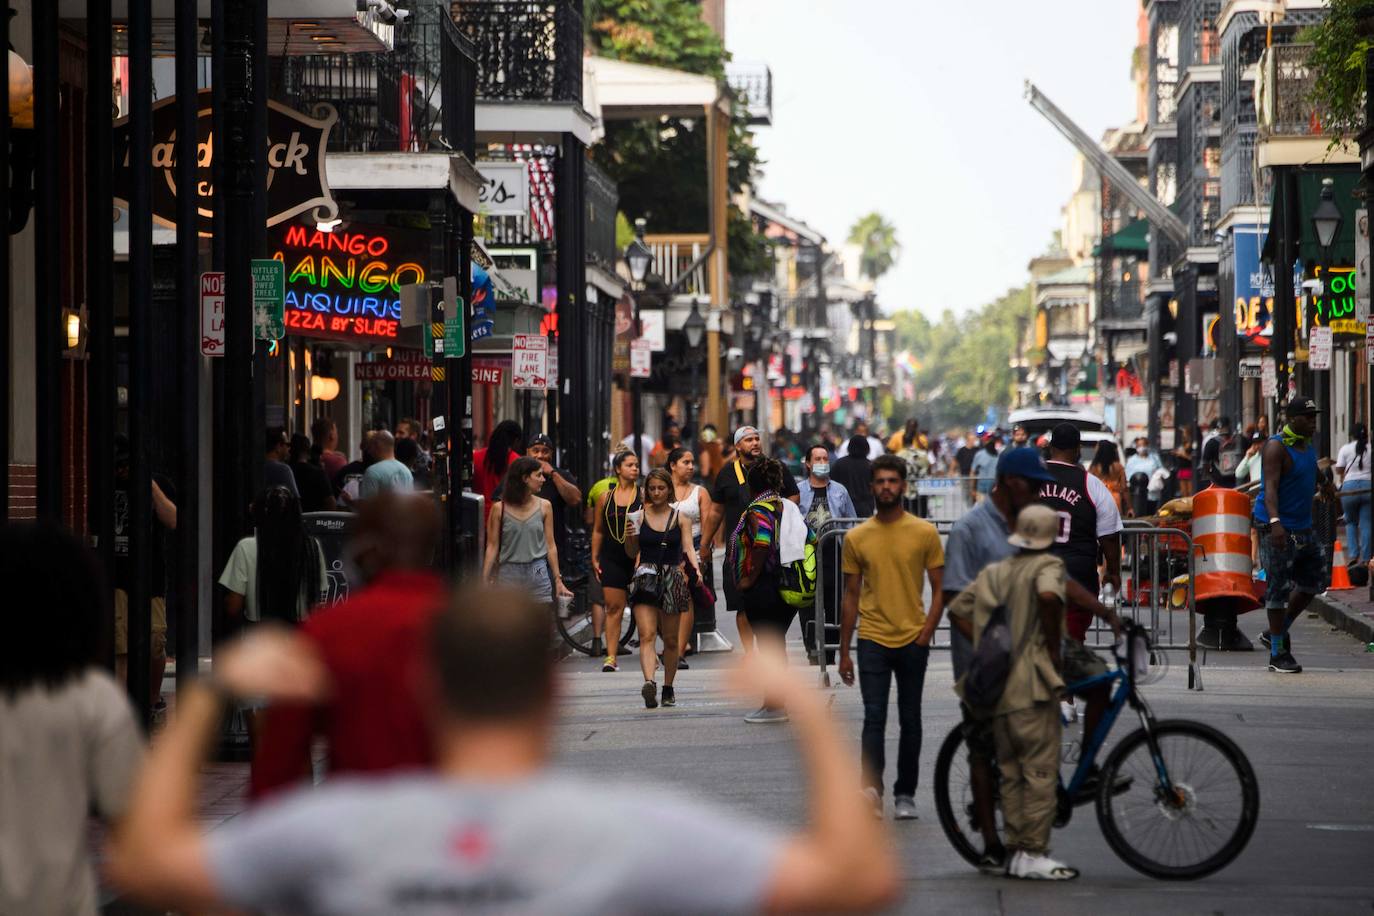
top-left (200, 272), bottom-right (225, 357)
top-left (511, 334), bottom-right (548, 389)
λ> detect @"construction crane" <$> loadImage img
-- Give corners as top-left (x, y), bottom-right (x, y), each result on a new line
top-left (1024, 81), bottom-right (1191, 249)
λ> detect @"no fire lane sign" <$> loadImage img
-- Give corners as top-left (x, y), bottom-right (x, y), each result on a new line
top-left (200, 272), bottom-right (225, 357)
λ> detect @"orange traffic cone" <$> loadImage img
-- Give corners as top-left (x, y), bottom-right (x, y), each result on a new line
top-left (1330, 539), bottom-right (1353, 590)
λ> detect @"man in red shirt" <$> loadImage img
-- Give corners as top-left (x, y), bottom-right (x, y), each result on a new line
top-left (250, 493), bottom-right (446, 799)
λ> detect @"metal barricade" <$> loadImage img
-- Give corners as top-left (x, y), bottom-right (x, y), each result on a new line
top-left (905, 476), bottom-right (983, 527)
top-left (811, 518), bottom-right (1201, 691)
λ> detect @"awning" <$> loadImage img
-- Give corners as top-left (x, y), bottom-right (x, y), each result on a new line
top-left (1260, 168), bottom-right (1361, 265)
top-left (1093, 218), bottom-right (1149, 256)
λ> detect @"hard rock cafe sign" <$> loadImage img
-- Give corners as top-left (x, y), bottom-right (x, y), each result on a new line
top-left (112, 88), bottom-right (338, 237)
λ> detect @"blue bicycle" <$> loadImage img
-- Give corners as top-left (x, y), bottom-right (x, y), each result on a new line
top-left (934, 621), bottom-right (1259, 880)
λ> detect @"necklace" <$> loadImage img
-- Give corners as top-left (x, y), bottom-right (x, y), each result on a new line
top-left (605, 481), bottom-right (639, 544)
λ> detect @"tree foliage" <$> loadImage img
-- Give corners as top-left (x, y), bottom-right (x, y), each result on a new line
top-left (585, 0), bottom-right (771, 280)
top-left (847, 212), bottom-right (900, 282)
top-left (889, 286), bottom-right (1031, 431)
top-left (1304, 1), bottom-right (1374, 139)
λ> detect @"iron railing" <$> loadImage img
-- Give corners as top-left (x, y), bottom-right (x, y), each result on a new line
top-left (584, 158), bottom-right (618, 271)
top-left (777, 293), bottom-right (826, 331)
top-left (1257, 43), bottom-right (1342, 141)
top-left (278, 0), bottom-right (474, 152)
top-left (451, 0), bottom-right (583, 103)
top-left (727, 63), bottom-right (773, 125)
top-left (645, 234), bottom-right (711, 297)
top-left (1148, 2), bottom-right (1179, 126)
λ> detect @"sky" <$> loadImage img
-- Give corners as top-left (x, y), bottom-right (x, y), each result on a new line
top-left (724, 0), bottom-right (1140, 318)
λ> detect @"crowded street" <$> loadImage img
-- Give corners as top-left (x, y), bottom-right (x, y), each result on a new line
top-left (9, 1), bottom-right (1374, 914)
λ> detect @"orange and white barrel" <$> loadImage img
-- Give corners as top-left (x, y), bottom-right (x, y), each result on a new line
top-left (1191, 488), bottom-right (1260, 614)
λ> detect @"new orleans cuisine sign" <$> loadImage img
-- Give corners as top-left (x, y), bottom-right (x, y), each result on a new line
top-left (112, 88), bottom-right (338, 237)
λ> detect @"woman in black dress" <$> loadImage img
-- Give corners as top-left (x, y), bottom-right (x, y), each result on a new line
top-left (591, 450), bottom-right (641, 672)
top-left (626, 468), bottom-right (702, 708)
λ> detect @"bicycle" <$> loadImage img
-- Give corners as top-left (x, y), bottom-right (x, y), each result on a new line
top-left (933, 621), bottom-right (1259, 880)
top-left (554, 572), bottom-right (637, 656)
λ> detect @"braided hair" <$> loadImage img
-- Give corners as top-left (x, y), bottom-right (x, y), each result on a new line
top-left (746, 456), bottom-right (785, 497)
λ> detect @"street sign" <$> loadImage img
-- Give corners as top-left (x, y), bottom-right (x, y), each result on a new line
top-left (1310, 326), bottom-right (1333, 370)
top-left (512, 333), bottom-right (548, 389)
top-left (1367, 325), bottom-right (1374, 365)
top-left (200, 271), bottom-right (225, 357)
top-left (251, 259), bottom-right (285, 340)
top-left (442, 276), bottom-right (464, 359)
top-left (1356, 209), bottom-right (1369, 319)
top-left (475, 161), bottom-right (529, 216)
top-left (1260, 356), bottom-right (1278, 398)
top-left (629, 338), bottom-right (652, 378)
top-left (546, 347), bottom-right (559, 390)
top-left (639, 310), bottom-right (666, 351)
top-left (1238, 357), bottom-right (1263, 379)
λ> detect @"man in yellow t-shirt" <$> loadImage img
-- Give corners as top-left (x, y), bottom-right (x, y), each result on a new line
top-left (838, 454), bottom-right (944, 820)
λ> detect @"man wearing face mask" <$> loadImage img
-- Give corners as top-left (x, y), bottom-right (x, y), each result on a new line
top-left (797, 444), bottom-right (856, 663)
top-left (1124, 437), bottom-right (1163, 517)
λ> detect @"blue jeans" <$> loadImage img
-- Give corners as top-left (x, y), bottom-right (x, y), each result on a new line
top-left (1341, 479), bottom-right (1372, 563)
top-left (857, 638), bottom-right (930, 798)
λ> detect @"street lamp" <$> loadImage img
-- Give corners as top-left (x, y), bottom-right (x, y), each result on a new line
top-left (683, 301), bottom-right (706, 349)
top-left (683, 302), bottom-right (706, 438)
top-left (625, 218), bottom-right (653, 286)
top-left (1311, 178), bottom-right (1343, 250)
top-left (1309, 177), bottom-right (1342, 457)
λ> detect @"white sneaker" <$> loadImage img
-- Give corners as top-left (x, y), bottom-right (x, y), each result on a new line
top-left (893, 795), bottom-right (918, 820)
top-left (743, 706), bottom-right (789, 725)
top-left (862, 787), bottom-right (882, 818)
top-left (1008, 849), bottom-right (1079, 881)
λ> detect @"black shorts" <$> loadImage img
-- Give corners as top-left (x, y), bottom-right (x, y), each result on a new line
top-left (741, 582), bottom-right (796, 638)
top-left (598, 547), bottom-right (634, 591)
top-left (722, 563), bottom-right (742, 612)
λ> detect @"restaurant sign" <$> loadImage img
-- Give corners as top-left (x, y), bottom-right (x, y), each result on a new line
top-left (270, 222), bottom-right (428, 343)
top-left (113, 89), bottom-right (339, 237)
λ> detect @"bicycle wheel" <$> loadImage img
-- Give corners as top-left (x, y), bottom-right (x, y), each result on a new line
top-left (1096, 719), bottom-right (1259, 880)
top-left (555, 581), bottom-right (637, 656)
top-left (933, 723), bottom-right (1003, 867)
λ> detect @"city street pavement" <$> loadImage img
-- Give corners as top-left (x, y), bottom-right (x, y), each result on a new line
top-left (551, 607), bottom-right (1374, 915)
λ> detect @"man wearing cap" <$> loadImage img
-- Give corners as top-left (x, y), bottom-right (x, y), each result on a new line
top-left (947, 504), bottom-right (1078, 881)
top-left (942, 448), bottom-right (1115, 872)
top-left (700, 426), bottom-right (799, 650)
top-left (1254, 397), bottom-right (1327, 674)
top-left (1039, 424), bottom-right (1123, 636)
top-left (527, 434), bottom-right (581, 564)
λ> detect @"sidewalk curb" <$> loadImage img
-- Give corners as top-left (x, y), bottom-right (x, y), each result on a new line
top-left (1310, 591), bottom-right (1374, 645)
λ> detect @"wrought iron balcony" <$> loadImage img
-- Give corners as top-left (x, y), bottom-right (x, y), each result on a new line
top-left (585, 158), bottom-right (619, 271)
top-left (278, 0), bottom-right (475, 152)
top-left (1256, 44), bottom-right (1334, 140)
top-left (451, 0), bottom-right (583, 103)
top-left (727, 63), bottom-right (773, 125)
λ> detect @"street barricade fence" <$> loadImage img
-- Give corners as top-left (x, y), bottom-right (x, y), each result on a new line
top-left (905, 476), bottom-right (983, 528)
top-left (811, 518), bottom-right (1201, 692)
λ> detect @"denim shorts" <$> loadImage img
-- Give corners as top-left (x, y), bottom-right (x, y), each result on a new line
top-left (1257, 528), bottom-right (1330, 609)
top-left (496, 558), bottom-right (553, 602)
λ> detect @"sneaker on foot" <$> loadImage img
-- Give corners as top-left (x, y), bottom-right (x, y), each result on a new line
top-left (976, 845), bottom-right (1008, 875)
top-left (743, 706), bottom-right (789, 724)
top-left (862, 787), bottom-right (882, 819)
top-left (602, 656), bottom-right (618, 672)
top-left (1268, 651), bottom-right (1302, 674)
top-left (893, 796), bottom-right (918, 820)
top-left (1008, 849), bottom-right (1079, 881)
top-left (642, 681), bottom-right (658, 709)
top-left (661, 685), bottom-right (676, 707)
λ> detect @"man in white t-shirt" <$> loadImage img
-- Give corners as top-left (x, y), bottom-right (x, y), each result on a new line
top-left (108, 587), bottom-right (898, 916)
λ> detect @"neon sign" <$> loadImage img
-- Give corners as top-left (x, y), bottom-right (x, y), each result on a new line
top-left (271, 223), bottom-right (428, 342)
top-left (1311, 266), bottom-right (1365, 335)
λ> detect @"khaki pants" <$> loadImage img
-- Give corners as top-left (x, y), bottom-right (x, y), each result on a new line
top-left (992, 701), bottom-right (1061, 854)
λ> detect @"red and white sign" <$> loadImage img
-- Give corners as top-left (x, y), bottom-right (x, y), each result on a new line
top-left (472, 356), bottom-right (507, 386)
top-left (200, 272), bottom-right (225, 357)
top-left (1260, 356), bottom-right (1278, 398)
top-left (630, 338), bottom-right (652, 378)
top-left (1310, 326), bottom-right (1334, 370)
top-left (511, 333), bottom-right (548, 389)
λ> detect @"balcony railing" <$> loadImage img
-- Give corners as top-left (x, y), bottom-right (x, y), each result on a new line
top-left (451, 1), bottom-right (583, 103)
top-left (645, 233), bottom-right (711, 298)
top-left (727, 63), bottom-right (773, 125)
top-left (279, 0), bottom-right (474, 152)
top-left (585, 158), bottom-right (618, 271)
top-left (478, 143), bottom-right (558, 246)
top-left (1257, 44), bottom-right (1335, 140)
top-left (777, 293), bottom-right (826, 330)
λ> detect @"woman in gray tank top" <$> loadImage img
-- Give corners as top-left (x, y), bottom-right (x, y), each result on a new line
top-left (483, 457), bottom-right (572, 605)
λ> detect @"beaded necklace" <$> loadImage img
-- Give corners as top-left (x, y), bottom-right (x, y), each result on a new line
top-left (604, 480), bottom-right (641, 545)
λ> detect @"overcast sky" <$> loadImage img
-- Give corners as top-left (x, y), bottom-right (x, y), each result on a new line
top-left (724, 0), bottom-right (1140, 318)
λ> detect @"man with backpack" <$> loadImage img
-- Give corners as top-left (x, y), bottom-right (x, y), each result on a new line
top-left (947, 504), bottom-right (1078, 881)
top-left (837, 455), bottom-right (945, 820)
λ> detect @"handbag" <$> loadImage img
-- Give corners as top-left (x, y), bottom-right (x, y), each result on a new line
top-left (630, 563), bottom-right (663, 600)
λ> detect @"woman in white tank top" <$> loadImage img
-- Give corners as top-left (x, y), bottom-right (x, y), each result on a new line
top-left (668, 446), bottom-right (714, 661)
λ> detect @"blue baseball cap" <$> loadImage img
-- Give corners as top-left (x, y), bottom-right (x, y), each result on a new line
top-left (996, 447), bottom-right (1056, 483)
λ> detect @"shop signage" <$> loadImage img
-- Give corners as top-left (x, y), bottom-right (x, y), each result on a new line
top-left (475, 161), bottom-right (529, 217)
top-left (639, 310), bottom-right (666, 351)
top-left (630, 338), bottom-right (652, 378)
top-left (472, 356), bottom-right (508, 386)
top-left (1261, 356), bottom-right (1278, 398)
top-left (200, 272), bottom-right (225, 356)
top-left (252, 259), bottom-right (285, 340)
top-left (271, 222), bottom-right (427, 343)
top-left (1238, 357), bottom-right (1263, 379)
top-left (512, 334), bottom-right (548, 389)
top-left (1310, 266), bottom-right (1364, 335)
top-left (1358, 210), bottom-right (1370, 312)
top-left (1367, 325), bottom-right (1374, 365)
top-left (613, 294), bottom-right (633, 373)
top-left (1310, 326), bottom-right (1334, 370)
top-left (113, 89), bottom-right (338, 236)
top-left (354, 357), bottom-right (432, 381)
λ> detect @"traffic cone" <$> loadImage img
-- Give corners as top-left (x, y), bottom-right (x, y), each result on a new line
top-left (1330, 539), bottom-right (1353, 590)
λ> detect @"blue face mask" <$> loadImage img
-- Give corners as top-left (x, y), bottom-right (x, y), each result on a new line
top-left (812, 463), bottom-right (830, 479)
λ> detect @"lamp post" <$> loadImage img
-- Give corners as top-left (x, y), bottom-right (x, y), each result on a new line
top-left (1310, 177), bottom-right (1342, 457)
top-left (625, 220), bottom-right (654, 468)
top-left (683, 301), bottom-right (706, 438)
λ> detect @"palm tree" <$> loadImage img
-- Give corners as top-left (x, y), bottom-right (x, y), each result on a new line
top-left (847, 212), bottom-right (900, 283)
